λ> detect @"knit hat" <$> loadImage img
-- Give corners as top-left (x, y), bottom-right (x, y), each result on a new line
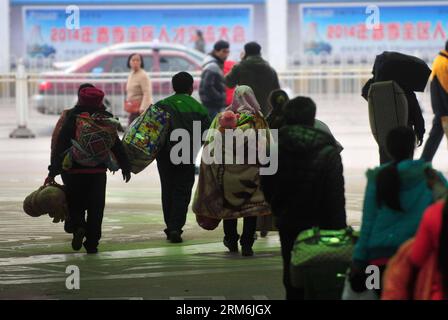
top-left (78, 87), bottom-right (105, 108)
top-left (283, 96), bottom-right (316, 126)
top-left (213, 40), bottom-right (230, 52)
top-left (244, 42), bottom-right (261, 56)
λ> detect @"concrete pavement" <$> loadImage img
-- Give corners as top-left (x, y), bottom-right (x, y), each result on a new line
top-left (1, 93), bottom-right (447, 299)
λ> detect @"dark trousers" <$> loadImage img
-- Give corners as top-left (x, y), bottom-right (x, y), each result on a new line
top-left (61, 173), bottom-right (107, 249)
top-left (223, 216), bottom-right (257, 247)
top-left (279, 227), bottom-right (305, 300)
top-left (421, 115), bottom-right (444, 162)
top-left (156, 158), bottom-right (196, 233)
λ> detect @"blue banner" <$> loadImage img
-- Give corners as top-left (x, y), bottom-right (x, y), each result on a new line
top-left (23, 5), bottom-right (253, 60)
top-left (299, 2), bottom-right (448, 59)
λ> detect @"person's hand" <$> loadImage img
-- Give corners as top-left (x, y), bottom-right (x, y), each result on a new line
top-left (417, 136), bottom-right (423, 147)
top-left (415, 128), bottom-right (424, 147)
top-left (44, 176), bottom-right (55, 186)
top-left (122, 169), bottom-right (131, 183)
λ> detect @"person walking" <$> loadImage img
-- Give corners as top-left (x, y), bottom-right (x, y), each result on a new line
top-left (421, 41), bottom-right (448, 162)
top-left (199, 40), bottom-right (230, 121)
top-left (46, 84), bottom-right (131, 254)
top-left (261, 96), bottom-right (347, 299)
top-left (350, 126), bottom-right (447, 297)
top-left (193, 86), bottom-right (272, 256)
top-left (156, 72), bottom-right (210, 243)
top-left (194, 30), bottom-right (206, 53)
top-left (225, 42), bottom-right (280, 116)
top-left (362, 52), bottom-right (429, 164)
top-left (125, 53), bottom-right (152, 125)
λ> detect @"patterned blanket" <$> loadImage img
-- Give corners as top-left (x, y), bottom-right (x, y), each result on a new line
top-left (123, 105), bottom-right (171, 174)
top-left (192, 112), bottom-right (272, 220)
top-left (63, 112), bottom-right (120, 171)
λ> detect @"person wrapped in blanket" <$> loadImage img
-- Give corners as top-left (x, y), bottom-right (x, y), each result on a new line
top-left (45, 83), bottom-right (131, 254)
top-left (193, 85), bottom-right (272, 256)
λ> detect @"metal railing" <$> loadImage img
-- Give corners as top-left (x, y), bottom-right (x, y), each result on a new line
top-left (0, 63), bottom-right (431, 138)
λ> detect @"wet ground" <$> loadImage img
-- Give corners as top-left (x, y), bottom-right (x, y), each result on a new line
top-left (1, 93), bottom-right (447, 299)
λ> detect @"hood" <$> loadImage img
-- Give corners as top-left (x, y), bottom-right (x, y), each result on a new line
top-left (278, 125), bottom-right (337, 153)
top-left (367, 159), bottom-right (432, 188)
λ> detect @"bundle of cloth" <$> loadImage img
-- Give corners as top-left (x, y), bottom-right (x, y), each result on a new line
top-left (122, 105), bottom-right (171, 174)
top-left (193, 86), bottom-right (272, 229)
top-left (23, 183), bottom-right (68, 223)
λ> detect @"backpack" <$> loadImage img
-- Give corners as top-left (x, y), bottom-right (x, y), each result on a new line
top-left (64, 112), bottom-right (120, 171)
top-left (368, 81), bottom-right (408, 148)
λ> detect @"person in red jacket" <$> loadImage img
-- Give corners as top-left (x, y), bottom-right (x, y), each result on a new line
top-left (223, 60), bottom-right (236, 106)
top-left (410, 198), bottom-right (448, 300)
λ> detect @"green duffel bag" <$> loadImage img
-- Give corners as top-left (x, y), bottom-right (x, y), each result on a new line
top-left (123, 104), bottom-right (171, 174)
top-left (290, 226), bottom-right (359, 300)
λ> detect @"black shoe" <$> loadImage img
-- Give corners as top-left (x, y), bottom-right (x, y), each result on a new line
top-left (260, 231), bottom-right (268, 238)
top-left (71, 228), bottom-right (85, 251)
top-left (169, 231), bottom-right (183, 243)
top-left (223, 239), bottom-right (239, 253)
top-left (241, 246), bottom-right (254, 257)
top-left (164, 229), bottom-right (170, 240)
top-left (83, 242), bottom-right (98, 254)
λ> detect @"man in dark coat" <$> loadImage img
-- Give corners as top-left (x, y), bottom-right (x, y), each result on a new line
top-left (261, 96), bottom-right (347, 300)
top-left (421, 41), bottom-right (448, 162)
top-left (199, 40), bottom-right (230, 120)
top-left (156, 72), bottom-right (210, 243)
top-left (225, 42), bottom-right (281, 116)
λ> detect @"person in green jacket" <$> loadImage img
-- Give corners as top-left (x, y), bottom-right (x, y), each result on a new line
top-left (155, 72), bottom-right (210, 243)
top-left (350, 126), bottom-right (447, 295)
top-left (225, 42), bottom-right (280, 116)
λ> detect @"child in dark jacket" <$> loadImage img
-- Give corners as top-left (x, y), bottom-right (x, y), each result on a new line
top-left (46, 84), bottom-right (131, 253)
top-left (261, 96), bottom-right (347, 300)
